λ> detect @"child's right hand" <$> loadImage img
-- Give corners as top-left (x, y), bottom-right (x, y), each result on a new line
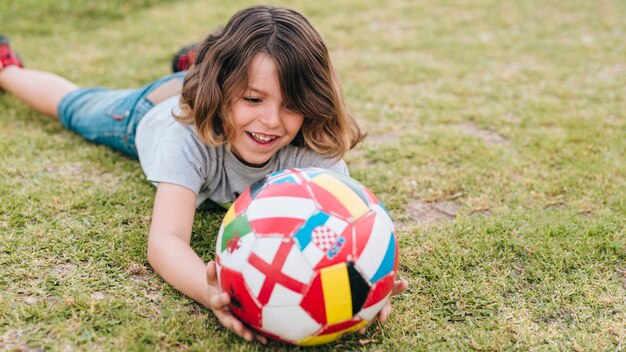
top-left (206, 261), bottom-right (268, 344)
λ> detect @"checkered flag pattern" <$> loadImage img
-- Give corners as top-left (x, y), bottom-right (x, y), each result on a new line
top-left (311, 226), bottom-right (338, 252)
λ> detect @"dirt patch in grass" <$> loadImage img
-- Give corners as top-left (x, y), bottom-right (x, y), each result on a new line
top-left (598, 64), bottom-right (626, 82)
top-left (360, 118), bottom-right (407, 144)
top-left (42, 160), bottom-right (83, 177)
top-left (0, 329), bottom-right (23, 351)
top-left (617, 267), bottom-right (626, 290)
top-left (605, 114), bottom-right (624, 126)
top-left (50, 263), bottom-right (78, 280)
top-left (366, 131), bottom-right (400, 144)
top-left (91, 292), bottom-right (106, 300)
top-left (125, 262), bottom-right (163, 313)
top-left (503, 112), bottom-right (521, 124)
top-left (41, 159), bottom-right (121, 185)
top-left (458, 122), bottom-right (509, 146)
top-left (0, 328), bottom-right (42, 352)
top-left (21, 295), bottom-right (39, 305)
top-left (400, 200), bottom-right (462, 227)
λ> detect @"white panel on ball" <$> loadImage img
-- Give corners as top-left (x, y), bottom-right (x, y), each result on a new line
top-left (250, 237), bottom-right (283, 264)
top-left (300, 242), bottom-right (325, 268)
top-left (242, 262), bottom-right (266, 298)
top-left (354, 212), bottom-right (394, 281)
top-left (262, 305), bottom-right (321, 342)
top-left (267, 284), bottom-right (303, 306)
top-left (372, 204), bottom-right (394, 229)
top-left (280, 245), bottom-right (314, 284)
top-left (246, 197), bottom-right (317, 221)
top-left (324, 215), bottom-right (349, 235)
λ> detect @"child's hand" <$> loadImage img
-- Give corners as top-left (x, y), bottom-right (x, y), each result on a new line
top-left (358, 278), bottom-right (409, 334)
top-left (206, 261), bottom-right (268, 344)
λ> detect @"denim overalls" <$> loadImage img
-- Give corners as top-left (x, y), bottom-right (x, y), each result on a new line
top-left (57, 71), bottom-right (186, 158)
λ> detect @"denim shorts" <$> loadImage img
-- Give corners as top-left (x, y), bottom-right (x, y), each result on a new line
top-left (57, 72), bottom-right (186, 158)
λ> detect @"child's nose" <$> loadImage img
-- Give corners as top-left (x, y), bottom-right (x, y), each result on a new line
top-left (260, 105), bottom-right (281, 128)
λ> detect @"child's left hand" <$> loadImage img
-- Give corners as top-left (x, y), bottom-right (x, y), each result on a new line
top-left (358, 278), bottom-right (409, 334)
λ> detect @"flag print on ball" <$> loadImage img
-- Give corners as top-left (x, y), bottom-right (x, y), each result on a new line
top-left (215, 168), bottom-right (398, 345)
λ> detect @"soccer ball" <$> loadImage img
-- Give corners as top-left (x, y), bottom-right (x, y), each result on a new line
top-left (215, 168), bottom-right (398, 345)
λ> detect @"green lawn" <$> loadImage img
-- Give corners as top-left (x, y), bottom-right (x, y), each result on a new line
top-left (1, 0), bottom-right (624, 350)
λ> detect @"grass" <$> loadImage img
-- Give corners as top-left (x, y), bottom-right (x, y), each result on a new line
top-left (1, 0), bottom-right (624, 350)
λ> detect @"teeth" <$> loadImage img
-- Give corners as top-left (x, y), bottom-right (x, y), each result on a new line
top-left (250, 132), bottom-right (277, 142)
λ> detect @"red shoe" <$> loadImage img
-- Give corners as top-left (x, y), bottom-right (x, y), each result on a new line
top-left (171, 43), bottom-right (197, 73)
top-left (0, 35), bottom-right (24, 71)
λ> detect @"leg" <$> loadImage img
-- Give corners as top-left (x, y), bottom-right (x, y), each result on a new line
top-left (0, 66), bottom-right (78, 119)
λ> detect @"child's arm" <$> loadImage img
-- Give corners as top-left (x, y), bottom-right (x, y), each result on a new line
top-left (146, 183), bottom-right (267, 344)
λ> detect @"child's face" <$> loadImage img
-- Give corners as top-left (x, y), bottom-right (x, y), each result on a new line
top-left (228, 53), bottom-right (304, 167)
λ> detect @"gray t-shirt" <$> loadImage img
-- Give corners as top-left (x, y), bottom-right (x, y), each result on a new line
top-left (135, 95), bottom-right (348, 208)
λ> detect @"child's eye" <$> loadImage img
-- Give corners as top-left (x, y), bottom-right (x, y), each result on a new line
top-left (243, 97), bottom-right (262, 104)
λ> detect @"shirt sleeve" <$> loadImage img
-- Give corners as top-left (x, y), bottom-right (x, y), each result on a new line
top-left (144, 123), bottom-right (209, 195)
top-left (325, 159), bottom-right (350, 176)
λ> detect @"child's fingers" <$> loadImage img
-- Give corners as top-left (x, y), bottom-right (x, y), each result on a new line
top-left (358, 310), bottom-right (380, 334)
top-left (255, 333), bottom-right (268, 344)
top-left (358, 322), bottom-right (371, 334)
top-left (208, 287), bottom-right (266, 343)
top-left (228, 317), bottom-right (266, 343)
top-left (214, 310), bottom-right (244, 337)
top-left (359, 288), bottom-right (398, 334)
top-left (224, 314), bottom-right (252, 341)
top-left (210, 292), bottom-right (230, 309)
top-left (215, 310), bottom-right (265, 343)
top-left (231, 320), bottom-right (252, 341)
top-left (358, 303), bottom-right (392, 334)
top-left (377, 301), bottom-right (393, 322)
top-left (391, 279), bottom-right (409, 296)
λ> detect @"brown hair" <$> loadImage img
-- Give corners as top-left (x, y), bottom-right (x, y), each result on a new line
top-left (175, 5), bottom-right (365, 159)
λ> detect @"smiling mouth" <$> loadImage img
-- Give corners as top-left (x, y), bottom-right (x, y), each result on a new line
top-left (247, 131), bottom-right (278, 144)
